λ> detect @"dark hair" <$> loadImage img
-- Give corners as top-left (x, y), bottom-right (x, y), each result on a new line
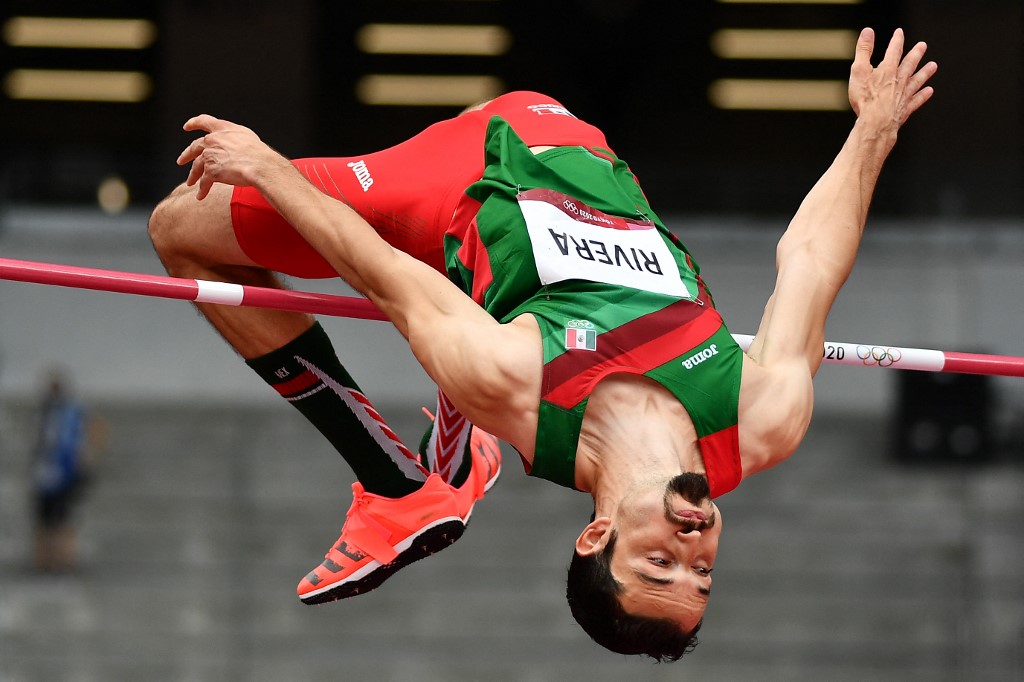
top-left (566, 530), bottom-right (701, 662)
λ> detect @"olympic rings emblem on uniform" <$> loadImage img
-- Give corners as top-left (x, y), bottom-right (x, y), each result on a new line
top-left (856, 345), bottom-right (903, 367)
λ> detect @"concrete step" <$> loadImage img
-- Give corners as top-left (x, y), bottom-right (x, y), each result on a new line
top-left (2, 403), bottom-right (1022, 681)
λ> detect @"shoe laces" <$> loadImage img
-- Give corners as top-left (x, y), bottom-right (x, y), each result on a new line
top-left (328, 484), bottom-right (400, 564)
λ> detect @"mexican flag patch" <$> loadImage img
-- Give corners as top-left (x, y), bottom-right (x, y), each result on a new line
top-left (565, 321), bottom-right (597, 351)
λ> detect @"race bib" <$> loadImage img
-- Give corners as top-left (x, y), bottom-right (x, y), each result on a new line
top-left (518, 188), bottom-right (693, 299)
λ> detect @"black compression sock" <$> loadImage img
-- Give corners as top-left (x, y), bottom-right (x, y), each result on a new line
top-left (246, 322), bottom-right (426, 498)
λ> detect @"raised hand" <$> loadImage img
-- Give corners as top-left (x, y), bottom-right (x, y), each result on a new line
top-left (849, 28), bottom-right (938, 135)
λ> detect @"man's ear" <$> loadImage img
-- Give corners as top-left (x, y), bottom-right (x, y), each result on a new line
top-left (575, 516), bottom-right (612, 556)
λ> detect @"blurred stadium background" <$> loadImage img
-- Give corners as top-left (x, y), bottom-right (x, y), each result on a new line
top-left (1, 1), bottom-right (1021, 680)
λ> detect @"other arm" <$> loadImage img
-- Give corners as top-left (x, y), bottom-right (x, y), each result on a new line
top-left (175, 125), bottom-right (541, 444)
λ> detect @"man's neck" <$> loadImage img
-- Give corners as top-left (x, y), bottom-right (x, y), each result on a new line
top-left (574, 373), bottom-right (704, 506)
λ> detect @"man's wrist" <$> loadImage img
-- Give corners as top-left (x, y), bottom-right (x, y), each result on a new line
top-left (249, 149), bottom-right (295, 192)
top-left (850, 117), bottom-right (897, 163)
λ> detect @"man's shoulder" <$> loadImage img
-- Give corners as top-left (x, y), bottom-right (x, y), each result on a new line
top-left (737, 355), bottom-right (815, 475)
top-left (440, 314), bottom-right (542, 456)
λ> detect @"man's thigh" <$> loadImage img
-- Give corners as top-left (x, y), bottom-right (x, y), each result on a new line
top-left (153, 182), bottom-right (259, 269)
top-left (231, 114), bottom-right (490, 279)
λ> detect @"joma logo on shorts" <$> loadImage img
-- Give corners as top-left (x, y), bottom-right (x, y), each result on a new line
top-left (682, 344), bottom-right (718, 370)
top-left (347, 160), bottom-right (374, 192)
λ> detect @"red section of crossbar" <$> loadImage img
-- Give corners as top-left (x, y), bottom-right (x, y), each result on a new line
top-left (1, 256), bottom-right (200, 300)
top-left (0, 257), bottom-right (388, 321)
top-left (943, 351), bottom-right (1024, 378)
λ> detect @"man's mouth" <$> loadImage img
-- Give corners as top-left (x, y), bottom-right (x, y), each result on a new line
top-left (673, 509), bottom-right (707, 523)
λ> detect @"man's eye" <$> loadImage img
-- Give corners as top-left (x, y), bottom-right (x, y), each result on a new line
top-left (648, 557), bottom-right (670, 566)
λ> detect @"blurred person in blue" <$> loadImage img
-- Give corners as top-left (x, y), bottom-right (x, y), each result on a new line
top-left (31, 368), bottom-right (106, 572)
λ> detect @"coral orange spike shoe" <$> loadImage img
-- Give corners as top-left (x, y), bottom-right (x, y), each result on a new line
top-left (297, 473), bottom-right (463, 604)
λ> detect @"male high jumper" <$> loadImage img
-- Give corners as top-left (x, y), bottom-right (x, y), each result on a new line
top-left (150, 27), bottom-right (936, 659)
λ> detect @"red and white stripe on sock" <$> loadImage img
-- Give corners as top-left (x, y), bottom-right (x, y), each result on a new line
top-left (423, 390), bottom-right (471, 484)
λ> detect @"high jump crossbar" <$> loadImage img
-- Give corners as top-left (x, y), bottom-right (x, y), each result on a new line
top-left (2, 257), bottom-right (1022, 378)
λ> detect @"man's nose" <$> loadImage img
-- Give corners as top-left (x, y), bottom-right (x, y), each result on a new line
top-left (677, 528), bottom-right (701, 540)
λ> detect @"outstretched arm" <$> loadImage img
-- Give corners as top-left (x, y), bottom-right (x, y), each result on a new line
top-left (175, 123), bottom-right (541, 443)
top-left (747, 28), bottom-right (937, 375)
top-left (739, 28), bottom-right (936, 465)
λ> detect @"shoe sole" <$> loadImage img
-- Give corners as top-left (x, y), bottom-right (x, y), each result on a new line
top-left (300, 518), bottom-right (465, 605)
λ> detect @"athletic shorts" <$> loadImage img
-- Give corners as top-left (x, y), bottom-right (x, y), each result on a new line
top-left (230, 91), bottom-right (611, 279)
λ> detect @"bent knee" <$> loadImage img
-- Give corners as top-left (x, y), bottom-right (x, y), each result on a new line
top-left (149, 182), bottom-right (236, 266)
top-left (149, 183), bottom-right (194, 254)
